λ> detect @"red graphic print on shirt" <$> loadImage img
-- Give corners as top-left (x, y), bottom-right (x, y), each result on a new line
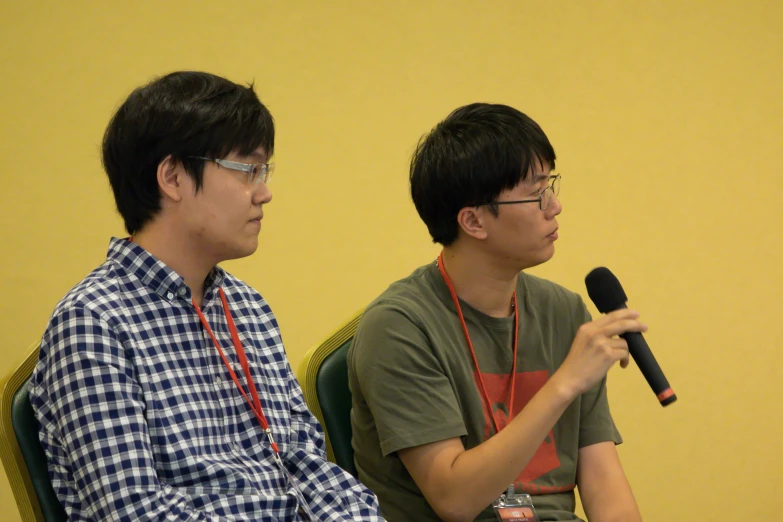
top-left (473, 369), bottom-right (565, 490)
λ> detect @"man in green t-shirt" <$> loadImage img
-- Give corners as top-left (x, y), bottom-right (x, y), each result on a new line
top-left (348, 104), bottom-right (645, 521)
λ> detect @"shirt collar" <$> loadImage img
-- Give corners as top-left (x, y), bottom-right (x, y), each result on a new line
top-left (106, 237), bottom-right (225, 301)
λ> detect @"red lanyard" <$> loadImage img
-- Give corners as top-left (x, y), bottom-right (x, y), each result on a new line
top-left (193, 288), bottom-right (280, 454)
top-left (437, 252), bottom-right (519, 435)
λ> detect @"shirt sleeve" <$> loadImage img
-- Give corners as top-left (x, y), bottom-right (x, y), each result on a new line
top-left (573, 298), bottom-right (623, 448)
top-left (350, 303), bottom-right (468, 456)
top-left (284, 362), bottom-right (385, 521)
top-left (31, 304), bottom-right (233, 522)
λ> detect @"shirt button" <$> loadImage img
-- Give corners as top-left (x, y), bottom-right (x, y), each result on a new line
top-left (215, 374), bottom-right (222, 384)
top-left (166, 292), bottom-right (174, 299)
top-left (234, 443), bottom-right (241, 452)
top-left (177, 286), bottom-right (187, 297)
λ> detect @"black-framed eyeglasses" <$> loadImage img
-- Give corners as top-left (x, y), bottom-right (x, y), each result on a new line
top-left (189, 156), bottom-right (274, 185)
top-left (485, 174), bottom-right (561, 211)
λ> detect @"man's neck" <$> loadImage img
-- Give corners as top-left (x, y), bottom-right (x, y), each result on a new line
top-left (132, 222), bottom-right (215, 306)
top-left (440, 244), bottom-right (520, 318)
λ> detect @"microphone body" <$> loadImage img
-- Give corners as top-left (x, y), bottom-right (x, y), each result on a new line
top-left (611, 304), bottom-right (676, 406)
top-left (585, 267), bottom-right (677, 407)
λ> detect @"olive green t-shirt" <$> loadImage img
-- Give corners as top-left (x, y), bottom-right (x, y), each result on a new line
top-left (348, 262), bottom-right (621, 521)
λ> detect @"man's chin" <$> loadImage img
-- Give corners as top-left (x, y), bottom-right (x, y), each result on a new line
top-left (518, 247), bottom-right (555, 271)
top-left (239, 242), bottom-right (260, 259)
top-left (220, 241), bottom-right (260, 263)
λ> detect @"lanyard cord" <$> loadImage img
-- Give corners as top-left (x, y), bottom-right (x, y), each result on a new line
top-left (437, 252), bottom-right (519, 434)
top-left (193, 288), bottom-right (279, 453)
top-left (194, 288), bottom-right (316, 520)
top-left (129, 231), bottom-right (284, 456)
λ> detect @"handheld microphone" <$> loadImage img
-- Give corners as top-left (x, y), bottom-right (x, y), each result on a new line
top-left (585, 267), bottom-right (677, 407)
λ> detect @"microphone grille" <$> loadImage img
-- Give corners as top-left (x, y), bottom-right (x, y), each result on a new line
top-left (585, 267), bottom-right (628, 313)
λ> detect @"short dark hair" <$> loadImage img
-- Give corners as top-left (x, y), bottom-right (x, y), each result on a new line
top-left (409, 103), bottom-right (555, 246)
top-left (102, 71), bottom-right (275, 234)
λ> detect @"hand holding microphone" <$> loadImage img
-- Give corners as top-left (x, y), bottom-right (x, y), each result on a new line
top-left (554, 306), bottom-right (648, 399)
top-left (585, 267), bottom-right (677, 406)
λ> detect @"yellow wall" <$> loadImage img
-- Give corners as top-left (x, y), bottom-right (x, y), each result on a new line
top-left (1, 1), bottom-right (781, 520)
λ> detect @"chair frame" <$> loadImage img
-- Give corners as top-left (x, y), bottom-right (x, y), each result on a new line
top-left (0, 342), bottom-right (45, 522)
top-left (296, 310), bottom-right (362, 465)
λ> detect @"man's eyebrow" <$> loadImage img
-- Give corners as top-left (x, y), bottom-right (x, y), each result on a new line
top-left (529, 173), bottom-right (550, 184)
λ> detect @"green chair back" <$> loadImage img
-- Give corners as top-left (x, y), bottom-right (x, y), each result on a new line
top-left (0, 343), bottom-right (66, 522)
top-left (297, 312), bottom-right (362, 477)
top-left (12, 378), bottom-right (67, 522)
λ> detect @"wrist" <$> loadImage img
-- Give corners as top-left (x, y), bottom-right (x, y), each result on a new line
top-left (546, 371), bottom-right (581, 404)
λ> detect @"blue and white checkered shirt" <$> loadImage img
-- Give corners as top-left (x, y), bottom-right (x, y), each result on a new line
top-left (30, 238), bottom-right (383, 521)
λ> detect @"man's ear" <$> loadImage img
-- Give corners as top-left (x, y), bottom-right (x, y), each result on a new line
top-left (157, 155), bottom-right (185, 202)
top-left (456, 206), bottom-right (489, 241)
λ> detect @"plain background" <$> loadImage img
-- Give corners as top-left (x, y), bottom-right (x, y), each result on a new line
top-left (1, 1), bottom-right (782, 520)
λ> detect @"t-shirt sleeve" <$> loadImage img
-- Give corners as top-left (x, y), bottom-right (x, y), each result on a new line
top-left (574, 298), bottom-right (623, 448)
top-left (350, 303), bottom-right (468, 456)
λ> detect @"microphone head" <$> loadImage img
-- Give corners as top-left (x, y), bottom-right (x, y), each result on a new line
top-left (585, 267), bottom-right (628, 313)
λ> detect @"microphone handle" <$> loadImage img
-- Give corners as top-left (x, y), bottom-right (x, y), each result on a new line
top-left (619, 331), bottom-right (677, 406)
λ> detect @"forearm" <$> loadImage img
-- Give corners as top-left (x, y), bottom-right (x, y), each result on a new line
top-left (287, 441), bottom-right (382, 519)
top-left (578, 442), bottom-right (641, 522)
top-left (79, 481), bottom-right (232, 521)
top-left (583, 491), bottom-right (641, 522)
top-left (64, 412), bottom-right (234, 520)
top-left (287, 377), bottom-right (382, 519)
top-left (299, 481), bottom-right (384, 522)
top-left (425, 375), bottom-right (576, 521)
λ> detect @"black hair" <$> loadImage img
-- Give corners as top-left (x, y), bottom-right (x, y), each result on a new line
top-left (101, 71), bottom-right (275, 234)
top-left (409, 103), bottom-right (555, 246)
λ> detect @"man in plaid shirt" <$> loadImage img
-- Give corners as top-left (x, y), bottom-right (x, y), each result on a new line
top-left (29, 71), bottom-right (383, 521)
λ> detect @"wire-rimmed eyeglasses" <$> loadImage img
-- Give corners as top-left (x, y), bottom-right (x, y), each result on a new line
top-left (485, 174), bottom-right (561, 211)
top-left (190, 156), bottom-right (274, 185)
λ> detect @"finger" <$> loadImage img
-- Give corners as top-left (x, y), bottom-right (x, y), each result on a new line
top-left (612, 339), bottom-right (630, 367)
top-left (593, 308), bottom-right (640, 326)
top-left (609, 338), bottom-right (629, 352)
top-left (602, 319), bottom-right (648, 338)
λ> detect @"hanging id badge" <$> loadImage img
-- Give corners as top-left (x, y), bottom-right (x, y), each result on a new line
top-left (493, 484), bottom-right (540, 522)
